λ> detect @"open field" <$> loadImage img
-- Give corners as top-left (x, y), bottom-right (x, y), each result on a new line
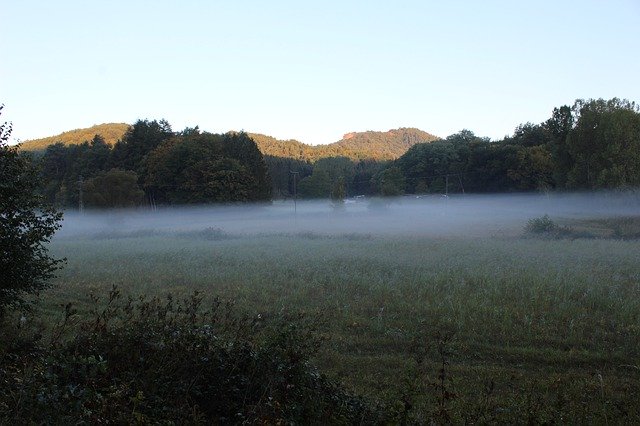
top-left (42, 194), bottom-right (640, 422)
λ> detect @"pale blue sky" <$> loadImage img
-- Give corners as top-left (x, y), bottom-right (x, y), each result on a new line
top-left (2, 0), bottom-right (639, 145)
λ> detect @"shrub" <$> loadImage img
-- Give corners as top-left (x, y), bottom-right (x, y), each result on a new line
top-left (524, 214), bottom-right (558, 234)
top-left (524, 215), bottom-right (598, 240)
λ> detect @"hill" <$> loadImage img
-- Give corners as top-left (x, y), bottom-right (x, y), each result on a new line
top-left (19, 123), bottom-right (131, 151)
top-left (327, 128), bottom-right (439, 160)
top-left (251, 127), bottom-right (439, 161)
top-left (21, 123), bottom-right (438, 161)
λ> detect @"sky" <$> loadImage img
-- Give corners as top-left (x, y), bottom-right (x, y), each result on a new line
top-left (1, 0), bottom-right (639, 146)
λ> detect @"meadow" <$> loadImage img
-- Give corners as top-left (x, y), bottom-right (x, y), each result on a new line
top-left (40, 195), bottom-right (640, 422)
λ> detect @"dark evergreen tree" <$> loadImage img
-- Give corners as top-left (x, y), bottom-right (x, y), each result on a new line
top-left (109, 119), bottom-right (173, 178)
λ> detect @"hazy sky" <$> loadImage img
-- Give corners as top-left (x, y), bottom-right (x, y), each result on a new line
top-left (2, 0), bottom-right (639, 145)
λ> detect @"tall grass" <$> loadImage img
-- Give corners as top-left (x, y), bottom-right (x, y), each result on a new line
top-left (42, 231), bottom-right (640, 421)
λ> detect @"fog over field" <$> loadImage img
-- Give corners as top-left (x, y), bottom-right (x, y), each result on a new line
top-left (56, 191), bottom-right (640, 240)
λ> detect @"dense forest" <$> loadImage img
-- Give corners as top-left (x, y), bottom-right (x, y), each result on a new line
top-left (22, 126), bottom-right (437, 205)
top-left (33, 121), bottom-right (271, 208)
top-left (291, 98), bottom-right (640, 199)
top-left (390, 98), bottom-right (640, 195)
top-left (20, 97), bottom-right (640, 208)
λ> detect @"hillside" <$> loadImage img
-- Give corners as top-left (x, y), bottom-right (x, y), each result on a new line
top-left (251, 127), bottom-right (439, 161)
top-left (248, 133), bottom-right (312, 160)
top-left (19, 123), bottom-right (131, 151)
top-left (21, 123), bottom-right (438, 161)
top-left (327, 128), bottom-right (439, 160)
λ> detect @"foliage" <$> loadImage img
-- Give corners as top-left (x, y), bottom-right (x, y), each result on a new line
top-left (0, 107), bottom-right (63, 315)
top-left (18, 123), bottom-right (130, 152)
top-left (566, 98), bottom-right (640, 188)
top-left (524, 214), bottom-right (558, 234)
top-left (374, 166), bottom-right (406, 196)
top-left (83, 169), bottom-right (145, 208)
top-left (251, 127), bottom-right (438, 162)
top-left (0, 289), bottom-right (384, 423)
top-left (328, 128), bottom-right (439, 161)
top-left (145, 131), bottom-right (271, 204)
top-left (263, 155), bottom-right (313, 198)
top-left (524, 215), bottom-right (587, 239)
top-left (387, 99), bottom-right (640, 195)
top-left (545, 105), bottom-right (574, 187)
top-left (19, 97), bottom-right (640, 204)
top-left (38, 136), bottom-right (112, 206)
top-left (507, 145), bottom-right (554, 191)
top-left (395, 131), bottom-right (478, 194)
top-left (35, 123), bottom-right (272, 207)
top-left (330, 176), bottom-right (346, 206)
top-left (298, 157), bottom-right (354, 199)
top-left (109, 119), bottom-right (173, 176)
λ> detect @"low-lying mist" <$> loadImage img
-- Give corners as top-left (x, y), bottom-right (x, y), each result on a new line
top-left (55, 191), bottom-right (640, 240)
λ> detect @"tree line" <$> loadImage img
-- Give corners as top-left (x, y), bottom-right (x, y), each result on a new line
top-left (28, 97), bottom-right (640, 208)
top-left (35, 121), bottom-right (271, 208)
top-left (288, 98), bottom-right (640, 200)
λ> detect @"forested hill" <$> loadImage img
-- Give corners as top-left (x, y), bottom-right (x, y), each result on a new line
top-left (21, 124), bottom-right (437, 162)
top-left (250, 128), bottom-right (438, 161)
top-left (330, 128), bottom-right (439, 159)
top-left (19, 123), bottom-right (131, 151)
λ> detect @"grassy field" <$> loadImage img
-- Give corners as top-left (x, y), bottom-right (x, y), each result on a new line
top-left (40, 214), bottom-right (640, 423)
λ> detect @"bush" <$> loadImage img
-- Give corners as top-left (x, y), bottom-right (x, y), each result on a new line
top-left (524, 214), bottom-right (558, 234)
top-left (524, 215), bottom-right (596, 240)
top-left (0, 289), bottom-right (386, 423)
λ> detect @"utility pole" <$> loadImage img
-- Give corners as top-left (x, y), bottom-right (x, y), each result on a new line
top-left (149, 191), bottom-right (157, 211)
top-left (78, 175), bottom-right (84, 213)
top-left (457, 173), bottom-right (465, 194)
top-left (290, 171), bottom-right (299, 214)
top-left (445, 174), bottom-right (449, 197)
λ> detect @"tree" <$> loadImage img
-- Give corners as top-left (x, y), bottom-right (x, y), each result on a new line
top-left (222, 132), bottom-right (272, 201)
top-left (83, 169), bottom-right (145, 208)
top-left (566, 98), bottom-right (640, 188)
top-left (0, 107), bottom-right (63, 315)
top-left (38, 135), bottom-right (112, 207)
top-left (297, 169), bottom-right (331, 198)
top-left (507, 145), bottom-right (554, 191)
top-left (298, 157), bottom-right (355, 199)
top-left (375, 167), bottom-right (405, 196)
top-left (263, 156), bottom-right (312, 198)
top-left (330, 176), bottom-right (346, 206)
top-left (145, 131), bottom-right (271, 204)
top-left (395, 131), bottom-right (477, 194)
top-left (109, 119), bottom-right (174, 177)
top-left (545, 105), bottom-right (574, 187)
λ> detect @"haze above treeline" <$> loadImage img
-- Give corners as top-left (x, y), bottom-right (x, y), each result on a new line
top-left (16, 97), bottom-right (640, 208)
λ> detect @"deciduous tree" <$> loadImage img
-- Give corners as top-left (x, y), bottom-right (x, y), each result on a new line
top-left (0, 107), bottom-right (63, 315)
